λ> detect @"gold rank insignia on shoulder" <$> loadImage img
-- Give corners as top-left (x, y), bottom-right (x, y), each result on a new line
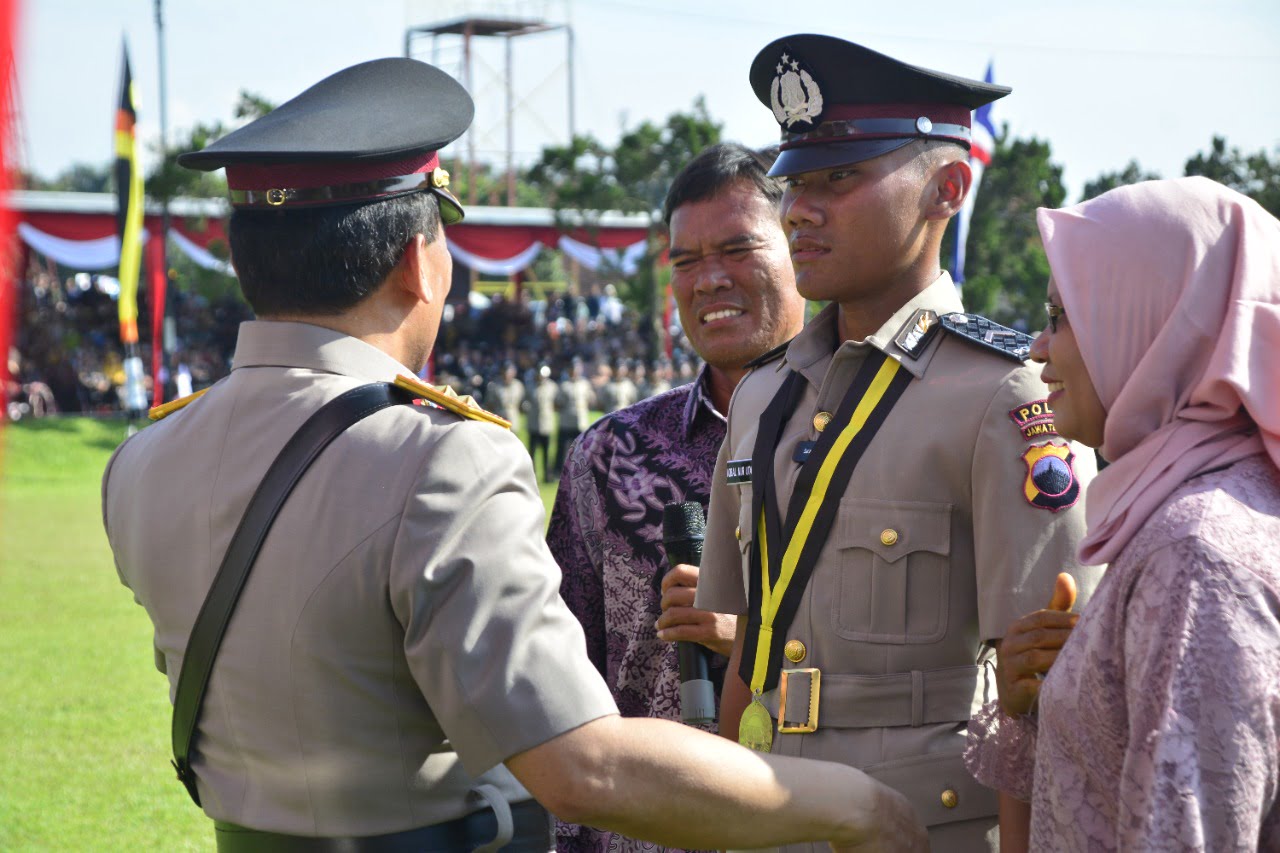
top-left (148, 388), bottom-right (210, 421)
top-left (393, 374), bottom-right (511, 429)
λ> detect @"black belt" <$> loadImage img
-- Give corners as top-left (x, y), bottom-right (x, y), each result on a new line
top-left (213, 800), bottom-right (553, 853)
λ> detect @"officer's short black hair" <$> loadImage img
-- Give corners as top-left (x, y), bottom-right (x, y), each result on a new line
top-left (229, 192), bottom-right (441, 317)
top-left (662, 142), bottom-right (783, 226)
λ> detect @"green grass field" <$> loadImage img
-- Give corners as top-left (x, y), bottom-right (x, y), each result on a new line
top-left (0, 416), bottom-right (564, 851)
top-left (0, 417), bottom-right (208, 850)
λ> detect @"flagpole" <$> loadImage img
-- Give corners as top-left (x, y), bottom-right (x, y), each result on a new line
top-left (153, 0), bottom-right (172, 406)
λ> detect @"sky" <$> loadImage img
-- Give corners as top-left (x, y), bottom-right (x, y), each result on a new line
top-left (16, 0), bottom-right (1280, 202)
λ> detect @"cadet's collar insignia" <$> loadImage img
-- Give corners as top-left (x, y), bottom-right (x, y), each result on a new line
top-left (939, 312), bottom-right (1033, 362)
top-left (393, 374), bottom-right (511, 429)
top-left (893, 309), bottom-right (941, 359)
top-left (744, 337), bottom-right (793, 370)
top-left (725, 458), bottom-right (753, 486)
top-left (1021, 442), bottom-right (1080, 512)
top-left (770, 50), bottom-right (826, 131)
top-left (1008, 398), bottom-right (1059, 441)
top-left (148, 387), bottom-right (210, 421)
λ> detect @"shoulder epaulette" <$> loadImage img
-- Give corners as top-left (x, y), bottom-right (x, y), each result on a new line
top-left (148, 388), bottom-right (210, 421)
top-left (393, 374), bottom-right (512, 429)
top-left (938, 312), bottom-right (1033, 363)
top-left (744, 338), bottom-right (793, 370)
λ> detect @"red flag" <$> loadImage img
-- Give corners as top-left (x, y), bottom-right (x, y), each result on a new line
top-left (0, 0), bottom-right (19, 421)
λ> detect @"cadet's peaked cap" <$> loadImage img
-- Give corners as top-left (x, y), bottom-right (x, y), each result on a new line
top-left (750, 35), bottom-right (1010, 177)
top-left (178, 58), bottom-right (472, 223)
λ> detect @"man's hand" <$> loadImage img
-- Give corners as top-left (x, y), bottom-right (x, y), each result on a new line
top-left (995, 572), bottom-right (1079, 717)
top-left (829, 783), bottom-right (929, 853)
top-left (655, 563), bottom-right (736, 657)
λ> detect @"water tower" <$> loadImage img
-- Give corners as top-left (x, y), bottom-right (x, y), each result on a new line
top-left (404, 1), bottom-right (575, 206)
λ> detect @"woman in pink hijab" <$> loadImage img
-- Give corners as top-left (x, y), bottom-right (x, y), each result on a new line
top-left (966, 177), bottom-right (1280, 850)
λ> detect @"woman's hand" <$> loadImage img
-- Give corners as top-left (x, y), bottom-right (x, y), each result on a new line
top-left (996, 573), bottom-right (1079, 717)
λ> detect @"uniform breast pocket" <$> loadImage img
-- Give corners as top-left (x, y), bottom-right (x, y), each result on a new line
top-left (831, 499), bottom-right (952, 644)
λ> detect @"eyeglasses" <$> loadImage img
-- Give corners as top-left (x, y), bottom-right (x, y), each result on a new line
top-left (1044, 302), bottom-right (1066, 333)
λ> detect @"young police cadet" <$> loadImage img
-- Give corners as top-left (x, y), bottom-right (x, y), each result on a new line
top-left (694, 36), bottom-right (1103, 851)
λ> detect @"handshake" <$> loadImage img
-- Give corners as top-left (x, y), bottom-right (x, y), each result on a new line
top-left (615, 503), bottom-right (930, 852)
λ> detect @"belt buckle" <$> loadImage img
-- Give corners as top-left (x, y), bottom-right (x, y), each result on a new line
top-left (777, 667), bottom-right (820, 734)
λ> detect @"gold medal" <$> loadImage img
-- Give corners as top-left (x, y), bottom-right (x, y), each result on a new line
top-left (738, 696), bottom-right (774, 753)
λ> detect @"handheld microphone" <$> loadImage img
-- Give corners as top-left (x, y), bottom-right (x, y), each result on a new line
top-left (662, 501), bottom-right (716, 725)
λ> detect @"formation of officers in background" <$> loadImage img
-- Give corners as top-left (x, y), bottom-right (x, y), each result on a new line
top-left (486, 358), bottom-right (672, 480)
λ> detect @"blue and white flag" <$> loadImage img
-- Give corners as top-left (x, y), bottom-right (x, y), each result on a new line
top-left (951, 61), bottom-right (998, 285)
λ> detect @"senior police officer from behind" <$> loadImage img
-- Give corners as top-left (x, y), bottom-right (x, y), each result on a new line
top-left (693, 36), bottom-right (1104, 851)
top-left (101, 58), bottom-right (929, 853)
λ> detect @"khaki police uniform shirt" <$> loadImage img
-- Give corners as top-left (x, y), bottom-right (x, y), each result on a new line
top-left (556, 378), bottom-right (594, 433)
top-left (527, 380), bottom-right (557, 437)
top-left (607, 378), bottom-right (639, 413)
top-left (485, 378), bottom-right (526, 427)
top-left (696, 274), bottom-right (1102, 850)
top-left (102, 321), bottom-right (618, 836)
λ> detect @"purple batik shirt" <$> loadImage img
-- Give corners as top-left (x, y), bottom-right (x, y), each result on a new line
top-left (548, 368), bottom-right (727, 853)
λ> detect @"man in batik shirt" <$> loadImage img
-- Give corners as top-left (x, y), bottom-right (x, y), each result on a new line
top-left (547, 143), bottom-right (807, 853)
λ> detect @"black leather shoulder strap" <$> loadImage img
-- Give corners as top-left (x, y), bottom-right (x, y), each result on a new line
top-left (170, 382), bottom-right (414, 806)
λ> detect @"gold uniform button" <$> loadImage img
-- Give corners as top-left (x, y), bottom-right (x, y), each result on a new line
top-left (812, 411), bottom-right (833, 432)
top-left (783, 639), bottom-right (807, 663)
top-left (941, 789), bottom-right (958, 809)
top-left (735, 526), bottom-right (742, 540)
top-left (880, 528), bottom-right (899, 546)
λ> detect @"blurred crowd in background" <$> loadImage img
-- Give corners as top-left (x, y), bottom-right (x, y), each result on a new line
top-left (6, 264), bottom-right (701, 468)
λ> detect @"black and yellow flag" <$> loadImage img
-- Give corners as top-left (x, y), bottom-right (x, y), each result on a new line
top-left (114, 42), bottom-right (144, 345)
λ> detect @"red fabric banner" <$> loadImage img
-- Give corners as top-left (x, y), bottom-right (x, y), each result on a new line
top-left (148, 230), bottom-right (167, 407)
top-left (446, 223), bottom-right (650, 258)
top-left (18, 211), bottom-right (228, 247)
top-left (18, 208), bottom-right (647, 263)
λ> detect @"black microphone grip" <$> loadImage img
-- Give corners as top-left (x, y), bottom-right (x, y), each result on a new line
top-left (662, 502), bottom-right (716, 725)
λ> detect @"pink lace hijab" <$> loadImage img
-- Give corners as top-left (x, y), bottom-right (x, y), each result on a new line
top-left (1037, 177), bottom-right (1280, 565)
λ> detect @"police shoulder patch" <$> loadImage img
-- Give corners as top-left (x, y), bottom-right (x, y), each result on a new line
top-left (744, 338), bottom-right (792, 370)
top-left (939, 313), bottom-right (1033, 362)
top-left (1007, 398), bottom-right (1059, 441)
top-left (1021, 442), bottom-right (1080, 512)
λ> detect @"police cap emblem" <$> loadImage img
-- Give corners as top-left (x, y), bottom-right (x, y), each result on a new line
top-left (770, 51), bottom-right (825, 131)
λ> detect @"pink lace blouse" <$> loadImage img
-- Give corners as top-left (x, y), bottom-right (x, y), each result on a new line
top-left (966, 455), bottom-right (1280, 850)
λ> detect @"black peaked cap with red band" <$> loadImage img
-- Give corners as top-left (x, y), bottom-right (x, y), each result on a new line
top-left (177, 58), bottom-right (472, 223)
top-left (750, 34), bottom-right (1010, 177)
